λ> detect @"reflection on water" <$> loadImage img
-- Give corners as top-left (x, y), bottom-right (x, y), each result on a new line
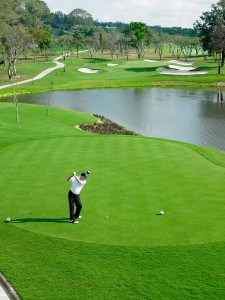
top-left (1, 88), bottom-right (225, 151)
top-left (217, 91), bottom-right (224, 102)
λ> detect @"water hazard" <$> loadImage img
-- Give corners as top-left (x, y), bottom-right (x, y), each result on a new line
top-left (1, 88), bottom-right (225, 151)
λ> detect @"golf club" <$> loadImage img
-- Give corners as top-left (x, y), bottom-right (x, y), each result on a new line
top-left (74, 170), bottom-right (91, 175)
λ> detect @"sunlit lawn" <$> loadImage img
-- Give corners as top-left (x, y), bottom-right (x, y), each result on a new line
top-left (0, 49), bottom-right (224, 97)
top-left (0, 103), bottom-right (225, 299)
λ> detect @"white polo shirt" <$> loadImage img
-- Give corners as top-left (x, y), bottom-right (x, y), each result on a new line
top-left (70, 176), bottom-right (86, 194)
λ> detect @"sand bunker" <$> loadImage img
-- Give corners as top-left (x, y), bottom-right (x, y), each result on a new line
top-left (144, 59), bottom-right (159, 62)
top-left (78, 68), bottom-right (100, 73)
top-left (168, 60), bottom-right (194, 66)
top-left (107, 63), bottom-right (118, 67)
top-left (157, 67), bottom-right (208, 76)
top-left (169, 65), bottom-right (197, 71)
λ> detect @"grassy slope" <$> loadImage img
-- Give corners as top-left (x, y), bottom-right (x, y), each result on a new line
top-left (0, 103), bottom-right (225, 299)
top-left (0, 225), bottom-right (224, 300)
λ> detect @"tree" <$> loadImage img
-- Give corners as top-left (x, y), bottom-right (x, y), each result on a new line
top-left (115, 33), bottom-right (128, 59)
top-left (67, 8), bottom-right (94, 31)
top-left (104, 32), bottom-right (120, 59)
top-left (19, 0), bottom-right (51, 27)
top-left (152, 33), bottom-right (169, 60)
top-left (174, 36), bottom-right (196, 60)
top-left (194, 0), bottom-right (225, 66)
top-left (71, 29), bottom-right (84, 58)
top-left (50, 11), bottom-right (67, 30)
top-left (209, 26), bottom-right (225, 73)
top-left (115, 34), bottom-right (132, 60)
top-left (58, 35), bottom-right (71, 59)
top-left (150, 25), bottom-right (196, 37)
top-left (1, 25), bottom-right (31, 79)
top-left (173, 36), bottom-right (183, 59)
top-left (125, 22), bottom-right (149, 59)
top-left (99, 32), bottom-right (105, 57)
top-left (30, 27), bottom-right (52, 60)
top-left (85, 31), bottom-right (100, 58)
top-left (0, 1), bottom-right (30, 77)
top-left (191, 37), bottom-right (202, 55)
top-left (0, 0), bottom-right (21, 27)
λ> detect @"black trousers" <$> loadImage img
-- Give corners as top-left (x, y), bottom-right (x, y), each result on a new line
top-left (68, 190), bottom-right (82, 220)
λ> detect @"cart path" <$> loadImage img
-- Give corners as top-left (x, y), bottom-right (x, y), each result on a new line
top-left (0, 272), bottom-right (21, 300)
top-left (0, 55), bottom-right (65, 90)
top-left (0, 285), bottom-right (10, 300)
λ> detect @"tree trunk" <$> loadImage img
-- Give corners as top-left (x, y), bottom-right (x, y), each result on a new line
top-left (8, 59), bottom-right (13, 80)
top-left (221, 50), bottom-right (225, 67)
top-left (218, 52), bottom-right (221, 74)
top-left (12, 58), bottom-right (17, 76)
top-left (76, 45), bottom-right (79, 59)
top-left (45, 49), bottom-right (48, 61)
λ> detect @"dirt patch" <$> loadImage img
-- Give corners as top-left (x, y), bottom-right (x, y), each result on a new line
top-left (77, 114), bottom-right (136, 135)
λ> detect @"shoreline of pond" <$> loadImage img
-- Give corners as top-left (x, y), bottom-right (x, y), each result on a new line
top-left (1, 81), bottom-right (225, 99)
top-left (1, 87), bottom-right (225, 152)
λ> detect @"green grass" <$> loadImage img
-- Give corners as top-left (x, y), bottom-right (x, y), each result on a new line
top-left (0, 103), bottom-right (225, 299)
top-left (1, 225), bottom-right (224, 300)
top-left (0, 53), bottom-right (225, 97)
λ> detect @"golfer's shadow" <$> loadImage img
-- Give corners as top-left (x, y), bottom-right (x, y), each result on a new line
top-left (10, 217), bottom-right (69, 223)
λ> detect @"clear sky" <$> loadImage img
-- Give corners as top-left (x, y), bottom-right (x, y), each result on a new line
top-left (45, 0), bottom-right (218, 28)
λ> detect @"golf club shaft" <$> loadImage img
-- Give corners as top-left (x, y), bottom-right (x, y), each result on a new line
top-left (76, 170), bottom-right (90, 174)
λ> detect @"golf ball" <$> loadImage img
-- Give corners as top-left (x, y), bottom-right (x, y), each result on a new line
top-left (6, 217), bottom-right (11, 222)
top-left (159, 211), bottom-right (164, 215)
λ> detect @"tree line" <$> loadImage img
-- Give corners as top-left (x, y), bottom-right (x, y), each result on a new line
top-left (0, 0), bottom-right (224, 80)
top-left (194, 0), bottom-right (225, 73)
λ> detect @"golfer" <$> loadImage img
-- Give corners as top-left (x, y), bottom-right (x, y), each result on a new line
top-left (67, 172), bottom-right (88, 224)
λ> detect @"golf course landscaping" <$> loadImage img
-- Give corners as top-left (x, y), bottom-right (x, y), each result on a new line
top-left (1, 50), bottom-right (225, 98)
top-left (0, 98), bottom-right (225, 299)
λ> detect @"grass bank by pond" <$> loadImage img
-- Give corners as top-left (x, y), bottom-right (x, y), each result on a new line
top-left (0, 103), bottom-right (225, 299)
top-left (0, 55), bottom-right (225, 97)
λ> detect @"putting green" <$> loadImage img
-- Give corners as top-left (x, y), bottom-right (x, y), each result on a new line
top-left (1, 133), bottom-right (225, 247)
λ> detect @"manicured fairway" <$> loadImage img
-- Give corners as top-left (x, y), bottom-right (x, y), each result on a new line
top-left (0, 103), bottom-right (225, 299)
top-left (1, 55), bottom-right (225, 97)
top-left (1, 134), bottom-right (225, 247)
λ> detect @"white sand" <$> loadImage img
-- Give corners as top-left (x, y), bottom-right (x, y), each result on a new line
top-left (144, 59), bottom-right (159, 62)
top-left (78, 68), bottom-right (100, 73)
top-left (107, 63), bottom-right (118, 66)
top-left (169, 65), bottom-right (197, 71)
top-left (157, 67), bottom-right (208, 76)
top-left (168, 60), bottom-right (194, 66)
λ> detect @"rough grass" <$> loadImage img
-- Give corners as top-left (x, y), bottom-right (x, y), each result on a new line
top-left (0, 103), bottom-right (225, 299)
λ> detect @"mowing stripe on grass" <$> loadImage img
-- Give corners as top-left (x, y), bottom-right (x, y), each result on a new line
top-left (1, 103), bottom-right (225, 299)
top-left (1, 135), bottom-right (225, 246)
top-left (0, 224), bottom-right (224, 300)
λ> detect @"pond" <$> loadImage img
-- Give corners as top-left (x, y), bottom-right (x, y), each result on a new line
top-left (1, 88), bottom-right (225, 151)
